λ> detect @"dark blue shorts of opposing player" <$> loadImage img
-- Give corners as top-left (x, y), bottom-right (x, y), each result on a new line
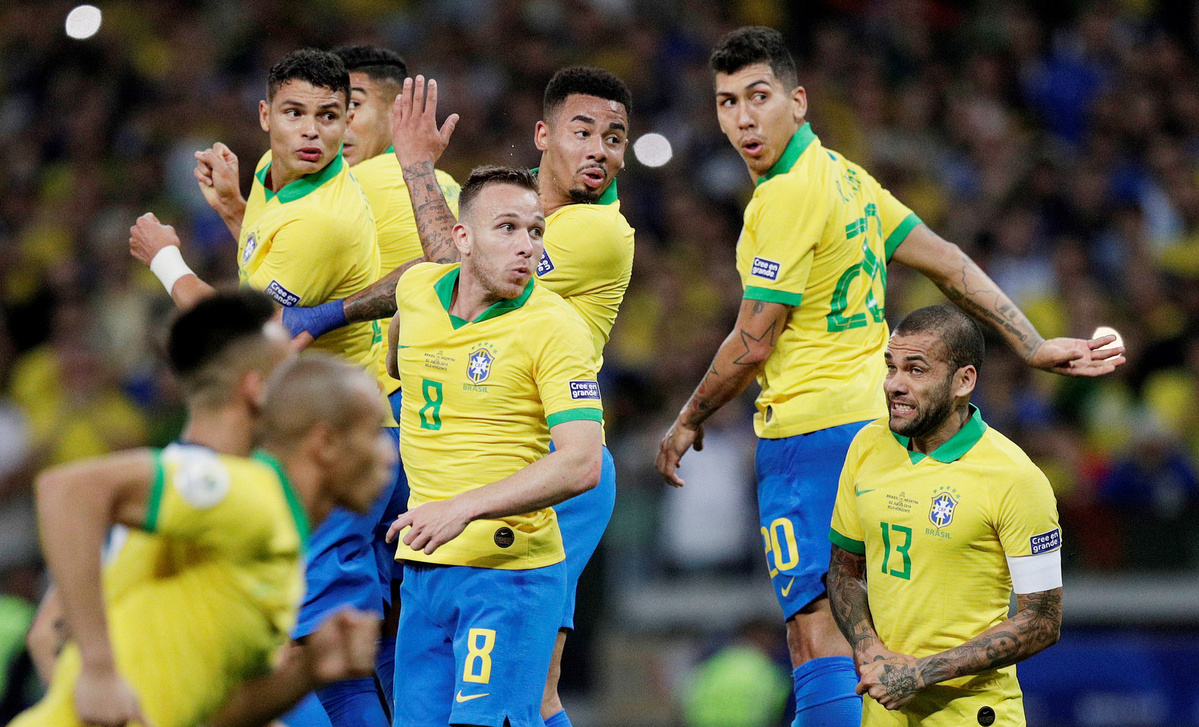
top-left (375, 405), bottom-right (410, 592)
top-left (755, 420), bottom-right (871, 620)
top-left (292, 426), bottom-right (400, 638)
top-left (393, 561), bottom-right (566, 727)
top-left (551, 443), bottom-right (616, 630)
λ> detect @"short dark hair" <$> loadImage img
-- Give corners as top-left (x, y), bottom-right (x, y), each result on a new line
top-left (332, 45), bottom-right (408, 86)
top-left (458, 165), bottom-right (539, 219)
top-left (267, 48), bottom-right (351, 103)
top-left (893, 305), bottom-right (985, 372)
top-left (544, 66), bottom-right (633, 121)
top-left (710, 26), bottom-right (798, 89)
top-left (168, 289), bottom-right (276, 380)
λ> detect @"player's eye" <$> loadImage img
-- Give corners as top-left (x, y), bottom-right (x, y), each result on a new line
top-left (349, 101), bottom-right (360, 109)
top-left (753, 92), bottom-right (767, 102)
top-left (607, 135), bottom-right (621, 145)
top-left (531, 227), bottom-right (544, 238)
top-left (576, 130), bottom-right (589, 139)
top-left (500, 223), bottom-right (514, 232)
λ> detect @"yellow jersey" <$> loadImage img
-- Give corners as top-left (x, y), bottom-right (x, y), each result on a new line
top-left (393, 263), bottom-right (602, 569)
top-left (13, 445), bottom-right (307, 727)
top-left (350, 148), bottom-right (460, 395)
top-left (736, 123), bottom-right (922, 438)
top-left (536, 181), bottom-right (636, 371)
top-left (829, 408), bottom-right (1061, 727)
top-left (239, 151), bottom-right (392, 422)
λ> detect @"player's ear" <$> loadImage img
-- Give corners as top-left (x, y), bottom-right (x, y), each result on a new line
top-left (791, 86), bottom-right (807, 125)
top-left (259, 100), bottom-right (271, 133)
top-left (243, 369), bottom-right (268, 414)
top-left (534, 120), bottom-right (549, 152)
top-left (452, 222), bottom-right (471, 257)
top-left (953, 365), bottom-right (977, 399)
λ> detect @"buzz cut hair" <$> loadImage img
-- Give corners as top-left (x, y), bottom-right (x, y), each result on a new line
top-left (332, 45), bottom-right (408, 87)
top-left (893, 305), bottom-right (986, 373)
top-left (167, 289), bottom-right (277, 404)
top-left (543, 66), bottom-right (633, 122)
top-left (709, 26), bottom-right (799, 89)
top-left (457, 165), bottom-right (539, 219)
top-left (267, 48), bottom-right (351, 104)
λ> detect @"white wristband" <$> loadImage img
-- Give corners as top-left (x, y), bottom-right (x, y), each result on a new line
top-left (149, 246), bottom-right (194, 295)
top-left (1006, 550), bottom-right (1062, 594)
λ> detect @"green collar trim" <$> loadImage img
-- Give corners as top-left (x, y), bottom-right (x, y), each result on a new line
top-left (757, 123), bottom-right (817, 185)
top-left (385, 145), bottom-right (394, 154)
top-left (530, 167), bottom-right (619, 206)
top-left (256, 152), bottom-right (345, 204)
top-left (891, 404), bottom-right (988, 465)
top-left (253, 450), bottom-right (311, 548)
top-left (433, 266), bottom-right (535, 330)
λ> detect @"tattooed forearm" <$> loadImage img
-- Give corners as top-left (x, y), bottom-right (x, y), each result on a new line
top-left (679, 318), bottom-right (778, 427)
top-left (828, 545), bottom-right (883, 657)
top-left (402, 161), bottom-right (460, 265)
top-left (343, 256), bottom-right (426, 324)
top-left (935, 250), bottom-right (1044, 359)
top-left (917, 588), bottom-right (1062, 687)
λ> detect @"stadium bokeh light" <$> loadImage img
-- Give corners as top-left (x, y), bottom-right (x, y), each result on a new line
top-left (64, 5), bottom-right (102, 40)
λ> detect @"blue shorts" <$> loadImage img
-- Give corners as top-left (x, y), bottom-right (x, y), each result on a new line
top-left (293, 424), bottom-right (402, 638)
top-left (755, 420), bottom-right (871, 620)
top-left (375, 405), bottom-right (410, 590)
top-left (552, 443), bottom-right (616, 630)
top-left (394, 561), bottom-right (566, 727)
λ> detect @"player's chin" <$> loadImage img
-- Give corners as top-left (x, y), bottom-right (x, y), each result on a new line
top-left (567, 185), bottom-right (602, 204)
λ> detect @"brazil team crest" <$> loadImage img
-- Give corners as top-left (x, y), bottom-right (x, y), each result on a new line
top-left (242, 233), bottom-right (258, 263)
top-left (467, 345), bottom-right (497, 384)
top-left (929, 486), bottom-right (961, 529)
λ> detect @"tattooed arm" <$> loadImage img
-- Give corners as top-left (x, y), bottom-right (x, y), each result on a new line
top-left (827, 545), bottom-right (891, 668)
top-left (891, 225), bottom-right (1124, 377)
top-left (858, 588), bottom-right (1062, 710)
top-left (655, 297), bottom-right (790, 486)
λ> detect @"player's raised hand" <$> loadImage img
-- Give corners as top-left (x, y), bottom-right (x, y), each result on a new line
top-left (1028, 335), bottom-right (1126, 377)
top-left (385, 498), bottom-right (472, 554)
top-left (129, 213), bottom-right (181, 268)
top-left (74, 664), bottom-right (155, 727)
top-left (193, 142), bottom-right (243, 215)
top-left (392, 75), bottom-right (459, 168)
top-left (303, 608), bottom-right (379, 685)
top-left (655, 419), bottom-right (704, 488)
top-left (856, 653), bottom-right (924, 711)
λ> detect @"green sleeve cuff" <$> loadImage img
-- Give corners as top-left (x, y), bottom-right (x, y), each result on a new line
top-left (743, 286), bottom-right (804, 307)
top-left (143, 450), bottom-right (165, 533)
top-left (830, 528), bottom-right (866, 555)
top-left (884, 213), bottom-right (922, 262)
top-left (547, 407), bottom-right (604, 428)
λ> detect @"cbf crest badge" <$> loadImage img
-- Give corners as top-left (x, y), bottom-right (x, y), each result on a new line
top-left (929, 486), bottom-right (961, 529)
top-left (242, 233), bottom-right (258, 264)
top-left (467, 344), bottom-right (498, 384)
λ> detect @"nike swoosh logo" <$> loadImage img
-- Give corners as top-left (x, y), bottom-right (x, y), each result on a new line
top-left (456, 691), bottom-right (489, 703)
top-left (780, 577), bottom-right (796, 596)
top-left (855, 488), bottom-right (876, 496)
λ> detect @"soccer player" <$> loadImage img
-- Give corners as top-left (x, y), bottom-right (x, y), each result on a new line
top-left (288, 67), bottom-right (634, 727)
top-left (10, 307), bottom-right (395, 727)
top-left (827, 305), bottom-right (1063, 725)
top-left (129, 48), bottom-right (395, 727)
top-left (654, 26), bottom-right (1121, 727)
top-left (382, 166), bottom-right (604, 727)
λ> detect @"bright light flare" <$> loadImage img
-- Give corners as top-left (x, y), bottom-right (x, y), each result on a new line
top-left (633, 133), bottom-right (673, 168)
top-left (65, 5), bottom-right (102, 40)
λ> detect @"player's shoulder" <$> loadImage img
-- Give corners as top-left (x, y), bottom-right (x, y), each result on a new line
top-left (254, 150), bottom-right (272, 174)
top-left (159, 444), bottom-right (278, 510)
top-left (548, 202), bottom-right (628, 237)
top-left (526, 283), bottom-right (588, 326)
top-left (973, 422), bottom-right (1048, 482)
top-left (846, 418), bottom-right (895, 457)
top-left (434, 168), bottom-right (460, 189)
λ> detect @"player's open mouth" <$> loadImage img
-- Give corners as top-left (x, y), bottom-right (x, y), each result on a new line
top-left (741, 139), bottom-right (764, 155)
top-left (890, 401), bottom-right (916, 414)
top-left (580, 168), bottom-right (606, 188)
top-left (296, 147), bottom-right (323, 162)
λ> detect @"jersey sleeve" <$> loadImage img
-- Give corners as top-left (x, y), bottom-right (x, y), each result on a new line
top-left (539, 208), bottom-right (630, 299)
top-left (875, 186), bottom-right (922, 262)
top-left (245, 215), bottom-right (353, 306)
top-left (143, 447), bottom-right (259, 543)
top-left (829, 435), bottom-right (866, 553)
top-left (531, 305), bottom-right (603, 427)
top-left (992, 464), bottom-right (1061, 559)
top-left (738, 182), bottom-right (829, 307)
